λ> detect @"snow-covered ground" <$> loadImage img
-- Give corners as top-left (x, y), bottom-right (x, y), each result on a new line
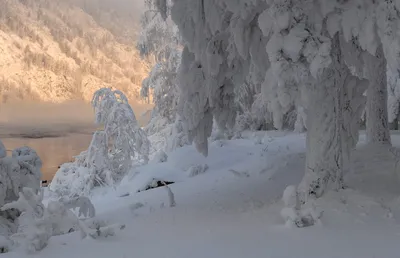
top-left (6, 131), bottom-right (400, 258)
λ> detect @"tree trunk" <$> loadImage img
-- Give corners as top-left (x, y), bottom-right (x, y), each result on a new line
top-left (389, 118), bottom-right (399, 130)
top-left (298, 34), bottom-right (366, 201)
top-left (364, 45), bottom-right (391, 145)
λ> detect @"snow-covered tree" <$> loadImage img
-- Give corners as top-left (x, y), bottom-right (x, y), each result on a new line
top-left (387, 67), bottom-right (400, 129)
top-left (105, 101), bottom-right (151, 169)
top-left (138, 0), bottom-right (181, 124)
top-left (137, 0), bottom-right (193, 157)
top-left (165, 0), bottom-right (399, 212)
top-left (141, 50), bottom-right (181, 125)
top-left (91, 88), bottom-right (129, 125)
top-left (92, 88), bottom-right (150, 169)
top-left (51, 88), bottom-right (150, 197)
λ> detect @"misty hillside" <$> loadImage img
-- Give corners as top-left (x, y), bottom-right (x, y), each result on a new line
top-left (0, 0), bottom-right (150, 103)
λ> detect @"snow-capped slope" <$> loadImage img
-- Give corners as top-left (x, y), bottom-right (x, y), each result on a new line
top-left (6, 132), bottom-right (400, 257)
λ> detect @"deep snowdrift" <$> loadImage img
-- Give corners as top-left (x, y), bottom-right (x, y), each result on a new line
top-left (6, 131), bottom-right (400, 258)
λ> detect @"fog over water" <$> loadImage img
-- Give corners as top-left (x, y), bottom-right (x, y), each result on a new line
top-left (0, 100), bottom-right (152, 181)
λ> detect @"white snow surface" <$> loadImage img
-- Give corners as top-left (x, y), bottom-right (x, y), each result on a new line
top-left (7, 131), bottom-right (400, 257)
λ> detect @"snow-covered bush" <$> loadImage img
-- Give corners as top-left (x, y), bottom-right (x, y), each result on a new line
top-left (1, 187), bottom-right (122, 253)
top-left (1, 188), bottom-right (51, 253)
top-left (187, 164), bottom-right (209, 178)
top-left (281, 185), bottom-right (322, 228)
top-left (12, 147), bottom-right (42, 194)
top-left (0, 145), bottom-right (42, 206)
top-left (51, 88), bottom-right (150, 197)
top-left (151, 150), bottom-right (168, 163)
top-left (0, 142), bottom-right (43, 237)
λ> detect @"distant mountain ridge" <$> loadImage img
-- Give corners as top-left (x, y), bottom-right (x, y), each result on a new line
top-left (0, 0), bottom-right (150, 103)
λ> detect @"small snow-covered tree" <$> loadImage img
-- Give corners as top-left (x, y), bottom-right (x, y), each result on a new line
top-left (91, 88), bottom-right (129, 125)
top-left (137, 0), bottom-right (192, 157)
top-left (51, 88), bottom-right (150, 197)
top-left (92, 88), bottom-right (150, 170)
top-left (138, 0), bottom-right (181, 123)
top-left (105, 101), bottom-right (150, 171)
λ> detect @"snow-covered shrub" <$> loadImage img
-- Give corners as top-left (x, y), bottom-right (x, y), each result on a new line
top-left (0, 236), bottom-right (10, 253)
top-left (61, 196), bottom-right (96, 218)
top-left (0, 146), bottom-right (42, 206)
top-left (12, 147), bottom-right (42, 194)
top-left (50, 132), bottom-right (109, 198)
top-left (46, 196), bottom-right (95, 236)
top-left (187, 164), bottom-right (209, 178)
top-left (1, 187), bottom-right (123, 253)
top-left (50, 161), bottom-right (97, 198)
top-left (151, 150), bottom-right (168, 163)
top-left (281, 185), bottom-right (322, 228)
top-left (46, 201), bottom-right (80, 236)
top-left (1, 188), bottom-right (51, 253)
top-left (51, 88), bottom-right (150, 197)
top-left (165, 115), bottom-right (190, 152)
top-left (0, 143), bottom-right (43, 235)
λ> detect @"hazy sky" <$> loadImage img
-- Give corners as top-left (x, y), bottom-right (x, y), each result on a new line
top-left (98, 0), bottom-right (145, 21)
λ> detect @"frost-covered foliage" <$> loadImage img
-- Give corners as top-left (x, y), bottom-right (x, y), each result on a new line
top-left (281, 185), bottom-right (322, 228)
top-left (1, 188), bottom-right (50, 253)
top-left (170, 0), bottom-right (320, 154)
top-left (187, 164), bottom-right (208, 178)
top-left (138, 0), bottom-right (189, 156)
top-left (388, 68), bottom-right (400, 126)
top-left (235, 78), bottom-right (273, 131)
top-left (137, 0), bottom-right (179, 61)
top-left (105, 101), bottom-right (150, 169)
top-left (141, 50), bottom-right (181, 124)
top-left (92, 88), bottom-right (129, 125)
top-left (92, 88), bottom-right (150, 167)
top-left (0, 143), bottom-right (42, 234)
top-left (51, 89), bottom-right (150, 197)
top-left (166, 0), bottom-right (400, 210)
top-left (138, 0), bottom-right (181, 123)
top-left (151, 150), bottom-right (168, 163)
top-left (11, 147), bottom-right (42, 194)
top-left (1, 187), bottom-right (123, 254)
